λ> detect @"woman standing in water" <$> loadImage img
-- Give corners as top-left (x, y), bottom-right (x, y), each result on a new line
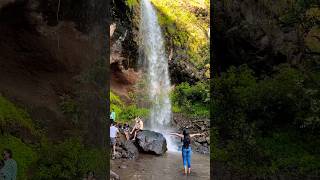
top-left (169, 129), bottom-right (204, 175)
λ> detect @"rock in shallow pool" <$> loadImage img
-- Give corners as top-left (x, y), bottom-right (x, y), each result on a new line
top-left (135, 130), bottom-right (167, 155)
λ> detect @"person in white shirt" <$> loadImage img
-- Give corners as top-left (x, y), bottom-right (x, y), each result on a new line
top-left (110, 122), bottom-right (119, 156)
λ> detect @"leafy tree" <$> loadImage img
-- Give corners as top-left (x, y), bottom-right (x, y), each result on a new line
top-left (34, 138), bottom-right (105, 179)
top-left (171, 80), bottom-right (210, 117)
top-left (212, 64), bottom-right (320, 176)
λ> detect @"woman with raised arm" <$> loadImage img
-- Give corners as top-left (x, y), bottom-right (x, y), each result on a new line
top-left (169, 129), bottom-right (204, 175)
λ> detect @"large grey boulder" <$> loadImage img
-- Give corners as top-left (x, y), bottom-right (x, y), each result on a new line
top-left (135, 130), bottom-right (167, 155)
top-left (116, 133), bottom-right (139, 159)
top-left (120, 140), bottom-right (139, 159)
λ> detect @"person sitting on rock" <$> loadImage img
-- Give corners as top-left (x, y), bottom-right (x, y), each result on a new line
top-left (169, 129), bottom-right (204, 175)
top-left (130, 117), bottom-right (144, 141)
top-left (123, 123), bottom-right (130, 140)
top-left (110, 122), bottom-right (119, 157)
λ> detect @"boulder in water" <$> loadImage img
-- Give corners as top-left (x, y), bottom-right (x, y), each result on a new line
top-left (135, 130), bottom-right (167, 155)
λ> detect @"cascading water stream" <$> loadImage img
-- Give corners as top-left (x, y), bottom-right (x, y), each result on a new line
top-left (139, 0), bottom-right (178, 151)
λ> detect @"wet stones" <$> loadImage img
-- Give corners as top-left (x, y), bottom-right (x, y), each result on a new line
top-left (114, 133), bottom-right (139, 160)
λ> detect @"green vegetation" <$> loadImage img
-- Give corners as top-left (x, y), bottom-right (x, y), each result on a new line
top-left (212, 64), bottom-right (320, 176)
top-left (34, 138), bottom-right (105, 179)
top-left (0, 96), bottom-right (106, 179)
top-left (125, 0), bottom-right (138, 9)
top-left (117, 105), bottom-right (149, 122)
top-left (0, 96), bottom-right (36, 135)
top-left (171, 81), bottom-right (210, 117)
top-left (59, 95), bottom-right (80, 125)
top-left (256, 132), bottom-right (320, 175)
top-left (0, 135), bottom-right (37, 180)
top-left (0, 96), bottom-right (38, 179)
top-left (110, 91), bottom-right (149, 123)
top-left (151, 0), bottom-right (210, 68)
top-left (211, 1), bottom-right (320, 175)
top-left (276, 0), bottom-right (319, 28)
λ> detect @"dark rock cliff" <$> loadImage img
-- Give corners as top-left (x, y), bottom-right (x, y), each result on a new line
top-left (111, 0), bottom-right (138, 70)
top-left (0, 0), bottom-right (108, 147)
top-left (214, 0), bottom-right (320, 75)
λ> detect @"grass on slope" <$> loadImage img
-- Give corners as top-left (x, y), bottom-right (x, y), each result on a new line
top-left (0, 135), bottom-right (37, 180)
top-left (0, 95), bottom-right (36, 135)
top-left (110, 91), bottom-right (149, 123)
top-left (151, 0), bottom-right (210, 67)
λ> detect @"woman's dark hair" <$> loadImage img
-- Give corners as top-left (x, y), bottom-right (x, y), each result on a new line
top-left (182, 128), bottom-right (191, 148)
top-left (3, 148), bottom-right (12, 158)
top-left (183, 128), bottom-right (189, 136)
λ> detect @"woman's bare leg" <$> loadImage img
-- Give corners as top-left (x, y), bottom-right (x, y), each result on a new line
top-left (133, 130), bottom-right (137, 140)
top-left (188, 168), bottom-right (191, 174)
top-left (125, 132), bottom-right (129, 140)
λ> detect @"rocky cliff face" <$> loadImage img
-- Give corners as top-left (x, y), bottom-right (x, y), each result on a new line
top-left (110, 0), bottom-right (141, 101)
top-left (0, 0), bottom-right (108, 146)
top-left (110, 0), bottom-right (207, 87)
top-left (111, 0), bottom-right (138, 70)
top-left (214, 0), bottom-right (320, 74)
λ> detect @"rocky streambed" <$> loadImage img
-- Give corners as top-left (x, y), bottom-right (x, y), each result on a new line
top-left (111, 152), bottom-right (210, 180)
top-left (111, 119), bottom-right (210, 180)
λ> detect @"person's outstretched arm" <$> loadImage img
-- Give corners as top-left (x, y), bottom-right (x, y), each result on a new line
top-left (169, 132), bottom-right (183, 138)
top-left (190, 133), bottom-right (204, 137)
top-left (130, 125), bottom-right (136, 134)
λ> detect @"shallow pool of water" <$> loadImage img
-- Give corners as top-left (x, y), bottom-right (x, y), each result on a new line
top-left (111, 152), bottom-right (210, 180)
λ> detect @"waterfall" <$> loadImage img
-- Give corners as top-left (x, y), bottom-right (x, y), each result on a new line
top-left (139, 0), bottom-right (177, 151)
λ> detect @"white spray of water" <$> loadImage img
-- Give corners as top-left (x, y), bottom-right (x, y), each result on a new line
top-left (139, 0), bottom-right (178, 152)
